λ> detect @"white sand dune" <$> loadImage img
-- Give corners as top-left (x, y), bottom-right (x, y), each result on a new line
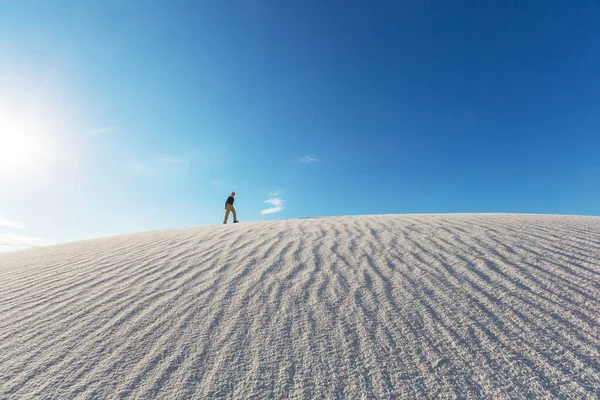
top-left (1, 214), bottom-right (599, 399)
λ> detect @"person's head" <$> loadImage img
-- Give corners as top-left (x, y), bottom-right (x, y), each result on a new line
top-left (231, 191), bottom-right (236, 196)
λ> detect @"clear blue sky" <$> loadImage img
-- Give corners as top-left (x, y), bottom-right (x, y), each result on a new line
top-left (0, 1), bottom-right (598, 250)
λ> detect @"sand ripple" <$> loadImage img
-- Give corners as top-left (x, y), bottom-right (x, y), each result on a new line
top-left (1, 214), bottom-right (599, 399)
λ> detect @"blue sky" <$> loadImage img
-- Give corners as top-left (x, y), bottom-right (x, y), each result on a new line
top-left (0, 1), bottom-right (598, 251)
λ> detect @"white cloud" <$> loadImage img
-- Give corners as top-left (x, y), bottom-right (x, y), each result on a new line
top-left (127, 155), bottom-right (187, 176)
top-left (0, 213), bottom-right (52, 253)
top-left (84, 126), bottom-right (116, 136)
top-left (268, 189), bottom-right (283, 196)
top-left (0, 215), bottom-right (25, 229)
top-left (127, 159), bottom-right (154, 175)
top-left (155, 155), bottom-right (187, 164)
top-left (0, 233), bottom-right (54, 253)
top-left (261, 198), bottom-right (284, 215)
top-left (300, 156), bottom-right (319, 163)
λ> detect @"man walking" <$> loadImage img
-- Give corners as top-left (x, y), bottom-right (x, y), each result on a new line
top-left (224, 191), bottom-right (239, 224)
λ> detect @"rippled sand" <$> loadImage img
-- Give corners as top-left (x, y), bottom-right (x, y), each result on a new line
top-left (1, 214), bottom-right (599, 399)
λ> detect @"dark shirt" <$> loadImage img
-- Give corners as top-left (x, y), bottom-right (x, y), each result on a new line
top-left (225, 196), bottom-right (235, 206)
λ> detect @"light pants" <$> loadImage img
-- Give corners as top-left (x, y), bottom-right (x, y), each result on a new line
top-left (224, 204), bottom-right (237, 223)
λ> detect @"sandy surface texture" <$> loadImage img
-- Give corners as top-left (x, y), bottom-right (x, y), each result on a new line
top-left (1, 214), bottom-right (599, 399)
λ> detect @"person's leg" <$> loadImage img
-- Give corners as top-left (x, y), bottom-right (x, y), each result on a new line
top-left (224, 207), bottom-right (230, 223)
top-left (232, 206), bottom-right (237, 222)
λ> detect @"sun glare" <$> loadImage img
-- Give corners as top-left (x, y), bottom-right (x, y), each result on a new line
top-left (0, 106), bottom-right (57, 177)
top-left (0, 133), bottom-right (40, 170)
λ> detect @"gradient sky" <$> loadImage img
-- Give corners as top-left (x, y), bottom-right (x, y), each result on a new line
top-left (0, 1), bottom-right (599, 251)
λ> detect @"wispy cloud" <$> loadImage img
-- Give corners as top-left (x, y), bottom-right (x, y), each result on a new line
top-left (0, 233), bottom-right (54, 253)
top-left (127, 159), bottom-right (154, 175)
top-left (300, 155), bottom-right (319, 163)
top-left (268, 189), bottom-right (283, 196)
top-left (261, 198), bottom-right (284, 215)
top-left (155, 155), bottom-right (187, 164)
top-left (127, 154), bottom-right (187, 176)
top-left (0, 212), bottom-right (52, 253)
top-left (0, 215), bottom-right (25, 229)
top-left (84, 126), bottom-right (117, 136)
